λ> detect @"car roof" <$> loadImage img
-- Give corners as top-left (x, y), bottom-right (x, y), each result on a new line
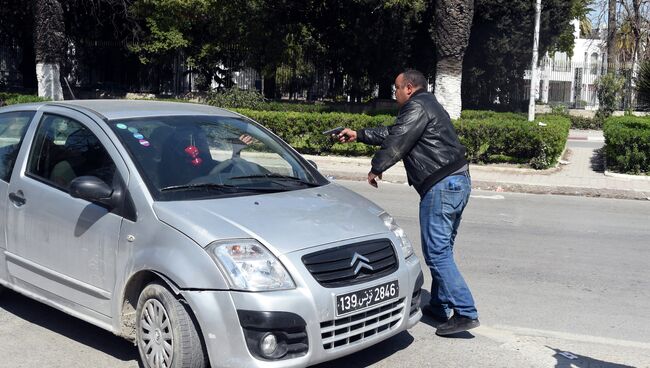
top-left (3, 99), bottom-right (241, 121)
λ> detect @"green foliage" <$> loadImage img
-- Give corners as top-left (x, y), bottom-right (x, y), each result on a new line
top-left (463, 0), bottom-right (584, 109)
top-left (569, 115), bottom-right (604, 130)
top-left (455, 113), bottom-right (570, 169)
top-left (205, 87), bottom-right (267, 110)
top-left (233, 109), bottom-right (393, 156)
top-left (232, 108), bottom-right (569, 168)
top-left (603, 116), bottom-right (650, 174)
top-left (595, 73), bottom-right (625, 119)
top-left (0, 93), bottom-right (48, 106)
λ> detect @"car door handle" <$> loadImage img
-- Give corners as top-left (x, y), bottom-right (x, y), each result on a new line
top-left (8, 191), bottom-right (26, 207)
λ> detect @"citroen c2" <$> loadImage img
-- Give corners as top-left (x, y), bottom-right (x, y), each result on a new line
top-left (0, 100), bottom-right (423, 368)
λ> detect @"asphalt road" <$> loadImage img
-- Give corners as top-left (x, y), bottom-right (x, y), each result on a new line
top-left (1, 181), bottom-right (649, 367)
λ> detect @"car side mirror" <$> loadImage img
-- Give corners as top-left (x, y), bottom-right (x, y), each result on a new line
top-left (307, 160), bottom-right (318, 169)
top-left (69, 176), bottom-right (114, 207)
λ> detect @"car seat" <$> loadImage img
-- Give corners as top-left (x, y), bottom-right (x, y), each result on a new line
top-left (159, 126), bottom-right (213, 187)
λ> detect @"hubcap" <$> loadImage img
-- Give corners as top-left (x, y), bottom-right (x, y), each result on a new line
top-left (139, 299), bottom-right (174, 368)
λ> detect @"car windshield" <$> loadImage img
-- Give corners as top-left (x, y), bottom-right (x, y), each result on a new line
top-left (108, 115), bottom-right (327, 200)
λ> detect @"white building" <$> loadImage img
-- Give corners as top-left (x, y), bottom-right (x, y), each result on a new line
top-left (526, 20), bottom-right (607, 109)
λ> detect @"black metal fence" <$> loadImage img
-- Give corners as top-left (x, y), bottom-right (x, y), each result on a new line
top-left (1, 40), bottom-right (345, 101)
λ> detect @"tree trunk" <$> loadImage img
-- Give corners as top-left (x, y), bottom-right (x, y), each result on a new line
top-left (36, 63), bottom-right (63, 100)
top-left (607, 0), bottom-right (617, 72)
top-left (34, 0), bottom-right (65, 100)
top-left (434, 58), bottom-right (463, 119)
top-left (433, 0), bottom-right (474, 119)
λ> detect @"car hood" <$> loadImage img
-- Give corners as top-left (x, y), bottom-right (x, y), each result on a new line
top-left (152, 182), bottom-right (388, 254)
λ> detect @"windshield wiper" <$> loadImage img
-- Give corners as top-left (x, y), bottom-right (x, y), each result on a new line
top-left (160, 183), bottom-right (237, 192)
top-left (229, 174), bottom-right (320, 187)
top-left (160, 183), bottom-right (281, 193)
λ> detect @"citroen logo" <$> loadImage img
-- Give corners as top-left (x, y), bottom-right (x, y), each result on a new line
top-left (350, 252), bottom-right (374, 275)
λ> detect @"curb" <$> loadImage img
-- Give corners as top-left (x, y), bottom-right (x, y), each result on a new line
top-left (604, 170), bottom-right (650, 181)
top-left (567, 136), bottom-right (605, 142)
top-left (471, 180), bottom-right (649, 201)
top-left (322, 171), bottom-right (650, 201)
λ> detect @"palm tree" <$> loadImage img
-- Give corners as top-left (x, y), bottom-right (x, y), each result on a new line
top-left (433, 0), bottom-right (474, 119)
top-left (34, 0), bottom-right (65, 100)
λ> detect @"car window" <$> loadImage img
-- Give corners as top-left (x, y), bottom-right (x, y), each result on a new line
top-left (109, 115), bottom-right (327, 201)
top-left (27, 114), bottom-right (116, 190)
top-left (0, 111), bottom-right (35, 182)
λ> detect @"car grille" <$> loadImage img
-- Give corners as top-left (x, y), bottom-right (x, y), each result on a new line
top-left (301, 239), bottom-right (398, 288)
top-left (320, 298), bottom-right (405, 350)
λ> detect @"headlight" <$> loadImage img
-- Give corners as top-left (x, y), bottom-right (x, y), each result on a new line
top-left (207, 239), bottom-right (295, 291)
top-left (379, 212), bottom-right (414, 259)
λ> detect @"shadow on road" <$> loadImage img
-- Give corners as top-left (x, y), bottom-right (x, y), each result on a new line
top-left (416, 289), bottom-right (476, 339)
top-left (310, 330), bottom-right (415, 368)
top-left (547, 346), bottom-right (635, 368)
top-left (0, 288), bottom-right (140, 365)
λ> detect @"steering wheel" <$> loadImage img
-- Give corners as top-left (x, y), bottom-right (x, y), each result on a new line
top-left (189, 157), bottom-right (271, 184)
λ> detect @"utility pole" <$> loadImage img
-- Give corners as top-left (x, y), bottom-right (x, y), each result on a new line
top-left (528, 0), bottom-right (542, 122)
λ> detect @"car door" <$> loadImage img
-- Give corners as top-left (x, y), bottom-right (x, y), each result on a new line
top-left (0, 110), bottom-right (37, 283)
top-left (5, 107), bottom-right (129, 317)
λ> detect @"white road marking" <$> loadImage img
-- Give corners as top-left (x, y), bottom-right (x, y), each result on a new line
top-left (471, 194), bottom-right (505, 200)
top-left (487, 324), bottom-right (650, 350)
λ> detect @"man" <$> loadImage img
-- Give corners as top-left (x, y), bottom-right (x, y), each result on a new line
top-left (337, 69), bottom-right (479, 336)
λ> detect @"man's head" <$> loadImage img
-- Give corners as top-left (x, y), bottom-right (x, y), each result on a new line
top-left (394, 69), bottom-right (427, 107)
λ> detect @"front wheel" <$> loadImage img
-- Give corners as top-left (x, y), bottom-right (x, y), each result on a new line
top-left (136, 282), bottom-right (208, 368)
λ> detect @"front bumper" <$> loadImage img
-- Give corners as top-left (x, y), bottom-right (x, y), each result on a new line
top-left (181, 251), bottom-right (423, 368)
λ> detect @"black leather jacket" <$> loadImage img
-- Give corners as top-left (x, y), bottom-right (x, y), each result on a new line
top-left (357, 90), bottom-right (468, 197)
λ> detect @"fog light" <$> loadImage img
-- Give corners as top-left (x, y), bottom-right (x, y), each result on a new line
top-left (260, 333), bottom-right (278, 357)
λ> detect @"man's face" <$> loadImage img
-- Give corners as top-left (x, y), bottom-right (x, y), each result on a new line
top-left (394, 74), bottom-right (411, 108)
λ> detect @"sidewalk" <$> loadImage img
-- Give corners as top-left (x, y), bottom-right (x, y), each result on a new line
top-left (306, 130), bottom-right (650, 200)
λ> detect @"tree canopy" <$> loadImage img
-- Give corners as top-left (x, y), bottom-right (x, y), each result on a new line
top-left (1, 0), bottom-right (588, 109)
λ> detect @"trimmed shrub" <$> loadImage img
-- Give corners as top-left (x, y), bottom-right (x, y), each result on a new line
top-left (0, 93), bottom-right (48, 106)
top-left (234, 108), bottom-right (570, 169)
top-left (603, 116), bottom-right (650, 174)
top-left (233, 109), bottom-right (393, 156)
top-left (569, 115), bottom-right (604, 130)
top-left (460, 110), bottom-right (526, 121)
top-left (455, 114), bottom-right (570, 169)
top-left (205, 87), bottom-right (267, 110)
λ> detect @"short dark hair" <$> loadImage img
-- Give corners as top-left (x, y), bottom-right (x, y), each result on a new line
top-left (400, 69), bottom-right (427, 89)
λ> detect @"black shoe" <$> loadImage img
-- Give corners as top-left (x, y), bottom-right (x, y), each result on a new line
top-left (435, 314), bottom-right (480, 336)
top-left (421, 304), bottom-right (449, 324)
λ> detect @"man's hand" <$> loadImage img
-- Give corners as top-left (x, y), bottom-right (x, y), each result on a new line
top-left (239, 134), bottom-right (254, 145)
top-left (368, 171), bottom-right (382, 188)
top-left (337, 128), bottom-right (357, 143)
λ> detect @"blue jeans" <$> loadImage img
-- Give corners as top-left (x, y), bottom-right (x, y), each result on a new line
top-left (419, 172), bottom-right (478, 320)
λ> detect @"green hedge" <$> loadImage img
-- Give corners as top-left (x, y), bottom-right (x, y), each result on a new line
top-left (569, 115), bottom-right (604, 130)
top-left (0, 93), bottom-right (48, 106)
top-left (456, 112), bottom-right (570, 169)
top-left (236, 108), bottom-right (570, 169)
top-left (603, 116), bottom-right (650, 174)
top-left (234, 109), bottom-right (394, 156)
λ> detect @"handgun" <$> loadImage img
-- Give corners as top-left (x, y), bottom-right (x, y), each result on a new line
top-left (322, 126), bottom-right (345, 136)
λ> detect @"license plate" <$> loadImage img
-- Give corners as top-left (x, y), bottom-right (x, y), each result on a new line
top-left (335, 280), bottom-right (399, 316)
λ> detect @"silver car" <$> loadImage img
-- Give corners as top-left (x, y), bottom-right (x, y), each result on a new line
top-left (0, 100), bottom-right (423, 368)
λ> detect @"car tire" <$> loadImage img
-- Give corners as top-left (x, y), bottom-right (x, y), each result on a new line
top-left (0, 284), bottom-right (4, 297)
top-left (136, 281), bottom-right (208, 368)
